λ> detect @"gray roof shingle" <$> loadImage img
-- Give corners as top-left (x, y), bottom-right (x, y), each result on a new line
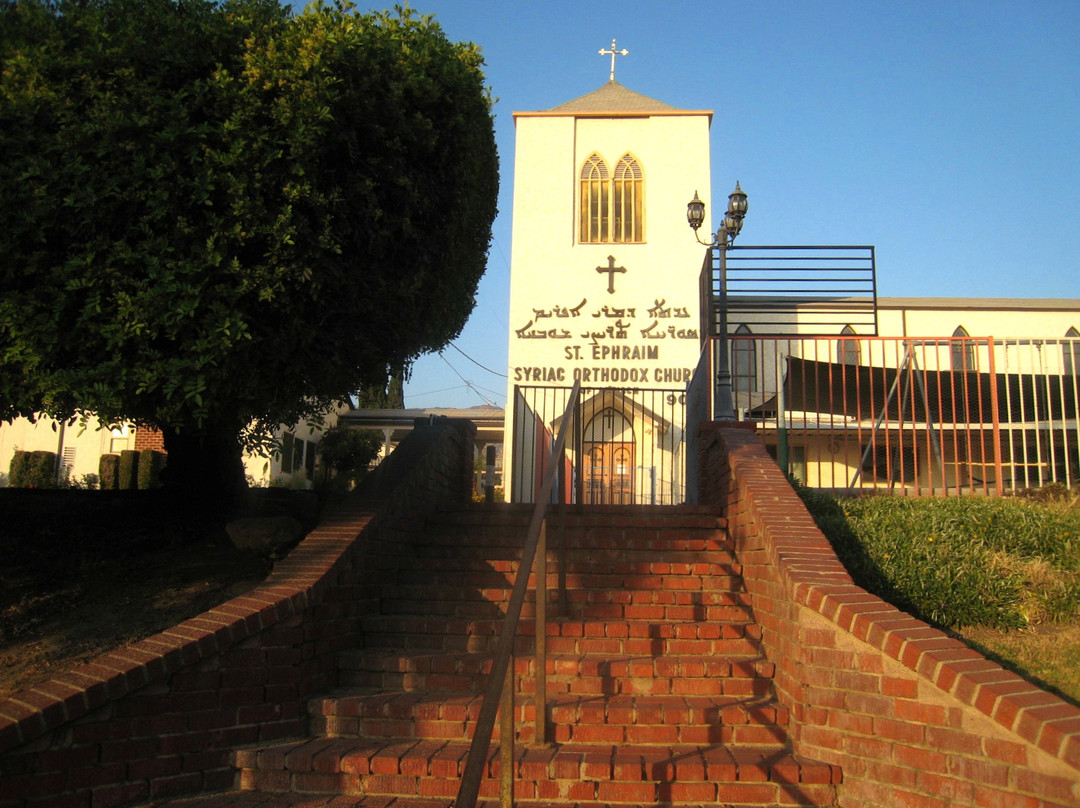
top-left (549, 80), bottom-right (679, 112)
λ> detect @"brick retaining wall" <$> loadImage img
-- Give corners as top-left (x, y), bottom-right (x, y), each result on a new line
top-left (700, 422), bottom-right (1080, 808)
top-left (0, 418), bottom-right (475, 808)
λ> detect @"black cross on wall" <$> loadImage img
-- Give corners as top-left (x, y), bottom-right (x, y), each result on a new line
top-left (596, 255), bottom-right (626, 294)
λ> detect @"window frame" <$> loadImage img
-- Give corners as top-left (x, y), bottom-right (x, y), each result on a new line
top-left (579, 153), bottom-right (644, 244)
top-left (951, 326), bottom-right (975, 371)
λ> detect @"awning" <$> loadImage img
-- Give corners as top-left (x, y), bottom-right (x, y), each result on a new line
top-left (751, 357), bottom-right (1078, 423)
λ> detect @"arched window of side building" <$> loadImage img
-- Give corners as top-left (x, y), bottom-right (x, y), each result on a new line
top-left (951, 326), bottom-right (975, 371)
top-left (838, 325), bottom-right (861, 366)
top-left (733, 324), bottom-right (757, 392)
top-left (1065, 327), bottom-right (1080, 376)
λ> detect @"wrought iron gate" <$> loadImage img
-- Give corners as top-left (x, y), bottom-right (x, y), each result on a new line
top-left (509, 386), bottom-right (687, 505)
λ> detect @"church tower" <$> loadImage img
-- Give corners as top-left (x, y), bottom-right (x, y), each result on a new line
top-left (504, 70), bottom-right (713, 502)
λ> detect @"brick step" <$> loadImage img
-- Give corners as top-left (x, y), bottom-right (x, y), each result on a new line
top-left (309, 690), bottom-right (790, 744)
top-left (429, 503), bottom-right (727, 527)
top-left (392, 569), bottom-right (514, 589)
top-left (234, 738), bottom-right (839, 805)
top-left (388, 554), bottom-right (744, 580)
top-left (556, 570), bottom-right (744, 590)
top-left (336, 650), bottom-right (494, 693)
top-left (345, 636), bottom-right (767, 669)
top-left (392, 569), bottom-right (744, 596)
top-left (414, 530), bottom-right (734, 553)
top-left (361, 613), bottom-right (757, 640)
top-left (355, 632), bottom-right (764, 661)
top-left (534, 659), bottom-right (775, 699)
top-left (540, 694), bottom-right (789, 747)
top-left (407, 542), bottom-right (738, 563)
top-left (337, 650), bottom-right (775, 697)
top-left (421, 517), bottom-right (731, 555)
top-left (375, 600), bottom-right (756, 626)
top-left (150, 797), bottom-right (824, 808)
top-left (150, 798), bottom-right (823, 808)
top-left (378, 582), bottom-right (751, 609)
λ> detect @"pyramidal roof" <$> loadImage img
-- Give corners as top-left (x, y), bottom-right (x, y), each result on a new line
top-left (548, 80), bottom-right (680, 113)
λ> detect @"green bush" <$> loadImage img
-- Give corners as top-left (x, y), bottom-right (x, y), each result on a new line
top-left (69, 473), bottom-right (99, 490)
top-left (138, 449), bottom-right (165, 490)
top-left (795, 482), bottom-right (1080, 631)
top-left (99, 454), bottom-right (120, 490)
top-left (317, 426), bottom-right (382, 489)
top-left (118, 450), bottom-right (140, 490)
top-left (11, 451), bottom-right (60, 488)
top-left (8, 451), bottom-right (31, 487)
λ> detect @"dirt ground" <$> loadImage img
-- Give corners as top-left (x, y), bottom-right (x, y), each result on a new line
top-left (0, 536), bottom-right (271, 700)
top-left (0, 490), bottom-right (281, 701)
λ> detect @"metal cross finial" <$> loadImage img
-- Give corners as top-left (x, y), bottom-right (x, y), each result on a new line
top-left (599, 38), bottom-right (628, 82)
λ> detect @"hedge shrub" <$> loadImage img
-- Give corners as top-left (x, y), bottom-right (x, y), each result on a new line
top-left (28, 451), bottom-right (58, 488)
top-left (9, 451), bottom-right (59, 488)
top-left (99, 454), bottom-right (120, 490)
top-left (118, 449), bottom-right (140, 490)
top-left (8, 451), bottom-right (31, 487)
top-left (138, 449), bottom-right (165, 489)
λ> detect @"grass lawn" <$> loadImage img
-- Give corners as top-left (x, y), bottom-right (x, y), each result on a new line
top-left (796, 483), bottom-right (1080, 706)
top-left (956, 623), bottom-right (1080, 706)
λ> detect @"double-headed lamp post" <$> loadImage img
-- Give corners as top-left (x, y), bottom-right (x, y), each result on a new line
top-left (687, 182), bottom-right (748, 421)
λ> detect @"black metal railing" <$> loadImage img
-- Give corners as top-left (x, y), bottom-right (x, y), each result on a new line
top-left (683, 342), bottom-right (713, 503)
top-left (701, 245), bottom-right (878, 337)
top-left (455, 382), bottom-right (580, 808)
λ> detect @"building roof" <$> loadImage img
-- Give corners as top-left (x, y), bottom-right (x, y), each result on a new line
top-left (339, 405), bottom-right (505, 444)
top-left (549, 80), bottom-right (679, 112)
top-left (515, 81), bottom-right (711, 121)
top-left (876, 297), bottom-right (1080, 311)
top-left (341, 405), bottom-right (503, 424)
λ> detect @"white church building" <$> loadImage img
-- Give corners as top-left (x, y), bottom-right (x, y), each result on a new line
top-left (504, 79), bottom-right (713, 504)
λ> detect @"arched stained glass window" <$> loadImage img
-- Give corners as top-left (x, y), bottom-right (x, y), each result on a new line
top-left (579, 153), bottom-right (644, 243)
top-left (612, 155), bottom-right (643, 242)
top-left (579, 155), bottom-right (610, 243)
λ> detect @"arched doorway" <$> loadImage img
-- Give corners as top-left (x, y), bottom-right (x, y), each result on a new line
top-left (582, 407), bottom-right (635, 504)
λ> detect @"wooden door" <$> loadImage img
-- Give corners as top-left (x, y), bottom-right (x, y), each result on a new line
top-left (582, 441), bottom-right (634, 504)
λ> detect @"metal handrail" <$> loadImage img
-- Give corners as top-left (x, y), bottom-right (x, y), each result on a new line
top-left (455, 381), bottom-right (581, 808)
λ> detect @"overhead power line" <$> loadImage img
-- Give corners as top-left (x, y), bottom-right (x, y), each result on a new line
top-left (439, 353), bottom-right (496, 406)
top-left (448, 342), bottom-right (507, 378)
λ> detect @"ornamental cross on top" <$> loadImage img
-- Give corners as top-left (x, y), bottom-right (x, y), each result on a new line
top-left (599, 39), bottom-right (628, 82)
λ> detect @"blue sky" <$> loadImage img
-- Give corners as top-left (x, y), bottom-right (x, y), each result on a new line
top-left (333, 1), bottom-right (1080, 410)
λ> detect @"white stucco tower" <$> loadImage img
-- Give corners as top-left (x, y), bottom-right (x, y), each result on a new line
top-left (504, 79), bottom-right (713, 502)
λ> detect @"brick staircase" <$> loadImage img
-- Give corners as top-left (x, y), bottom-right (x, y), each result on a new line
top-left (220, 505), bottom-right (842, 806)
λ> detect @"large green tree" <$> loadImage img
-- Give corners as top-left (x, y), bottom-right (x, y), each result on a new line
top-left (0, 0), bottom-right (498, 508)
